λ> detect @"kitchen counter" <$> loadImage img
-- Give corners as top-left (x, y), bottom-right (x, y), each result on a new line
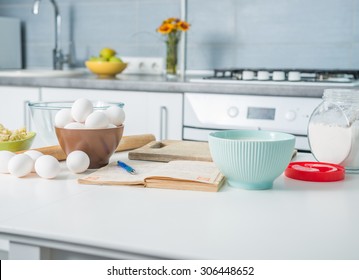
top-left (0, 70), bottom-right (353, 97)
top-left (0, 152), bottom-right (359, 260)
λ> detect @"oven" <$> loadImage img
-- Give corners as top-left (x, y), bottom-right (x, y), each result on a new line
top-left (183, 93), bottom-right (322, 152)
top-left (185, 68), bottom-right (359, 152)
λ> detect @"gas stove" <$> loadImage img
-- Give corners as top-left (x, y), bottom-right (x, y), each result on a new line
top-left (190, 68), bottom-right (359, 86)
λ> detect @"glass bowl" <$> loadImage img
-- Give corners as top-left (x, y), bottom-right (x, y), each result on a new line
top-left (28, 101), bottom-right (124, 146)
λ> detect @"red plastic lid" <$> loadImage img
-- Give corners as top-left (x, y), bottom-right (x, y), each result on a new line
top-left (285, 161), bottom-right (345, 182)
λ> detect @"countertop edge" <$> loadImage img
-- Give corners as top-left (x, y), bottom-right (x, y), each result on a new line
top-left (0, 74), bottom-right (354, 97)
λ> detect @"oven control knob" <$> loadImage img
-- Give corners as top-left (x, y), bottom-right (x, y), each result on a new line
top-left (285, 110), bottom-right (296, 121)
top-left (227, 106), bottom-right (239, 118)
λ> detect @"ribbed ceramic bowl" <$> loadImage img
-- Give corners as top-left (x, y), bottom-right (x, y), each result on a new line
top-left (208, 130), bottom-right (295, 190)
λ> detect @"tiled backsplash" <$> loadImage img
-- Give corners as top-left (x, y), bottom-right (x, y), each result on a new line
top-left (0, 0), bottom-right (358, 70)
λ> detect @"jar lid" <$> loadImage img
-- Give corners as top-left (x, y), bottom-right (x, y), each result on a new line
top-left (285, 162), bottom-right (345, 182)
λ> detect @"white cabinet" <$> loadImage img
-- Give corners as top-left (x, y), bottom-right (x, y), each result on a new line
top-left (147, 92), bottom-right (183, 140)
top-left (40, 87), bottom-right (183, 140)
top-left (0, 86), bottom-right (40, 130)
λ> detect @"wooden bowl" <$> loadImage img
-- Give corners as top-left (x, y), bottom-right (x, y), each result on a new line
top-left (55, 125), bottom-right (124, 168)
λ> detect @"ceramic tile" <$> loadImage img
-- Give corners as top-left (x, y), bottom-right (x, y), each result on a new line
top-left (350, 43), bottom-right (359, 68)
top-left (70, 2), bottom-right (137, 45)
top-left (187, 44), bottom-right (237, 70)
top-left (137, 0), bottom-right (180, 44)
top-left (235, 0), bottom-right (353, 44)
top-left (234, 43), bottom-right (352, 69)
top-left (0, 0), bottom-right (357, 70)
top-left (25, 43), bottom-right (53, 68)
top-left (352, 0), bottom-right (359, 41)
top-left (187, 0), bottom-right (236, 45)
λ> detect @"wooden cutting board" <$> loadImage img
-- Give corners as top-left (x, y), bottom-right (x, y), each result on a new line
top-left (128, 140), bottom-right (212, 162)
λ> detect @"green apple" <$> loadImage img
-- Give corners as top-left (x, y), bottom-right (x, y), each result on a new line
top-left (100, 48), bottom-right (116, 60)
top-left (109, 56), bottom-right (123, 63)
top-left (96, 56), bottom-right (108, 62)
top-left (89, 56), bottom-right (107, 62)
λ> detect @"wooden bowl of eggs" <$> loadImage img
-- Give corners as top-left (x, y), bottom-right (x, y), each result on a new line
top-left (54, 98), bottom-right (125, 168)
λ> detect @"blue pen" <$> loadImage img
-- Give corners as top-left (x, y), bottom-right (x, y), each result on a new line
top-left (117, 161), bottom-right (136, 175)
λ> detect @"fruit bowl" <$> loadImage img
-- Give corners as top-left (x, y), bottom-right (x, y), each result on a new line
top-left (0, 132), bottom-right (36, 152)
top-left (85, 61), bottom-right (127, 78)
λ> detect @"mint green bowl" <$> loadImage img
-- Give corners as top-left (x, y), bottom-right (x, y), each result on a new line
top-left (208, 130), bottom-right (295, 190)
top-left (0, 132), bottom-right (36, 152)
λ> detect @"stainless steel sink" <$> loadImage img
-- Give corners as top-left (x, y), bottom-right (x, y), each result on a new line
top-left (0, 69), bottom-right (85, 78)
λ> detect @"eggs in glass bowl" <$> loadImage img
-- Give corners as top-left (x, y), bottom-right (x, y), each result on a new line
top-left (54, 98), bottom-right (125, 129)
top-left (28, 99), bottom-right (125, 144)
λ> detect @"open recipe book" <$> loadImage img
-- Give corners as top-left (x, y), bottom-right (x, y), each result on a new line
top-left (78, 160), bottom-right (225, 192)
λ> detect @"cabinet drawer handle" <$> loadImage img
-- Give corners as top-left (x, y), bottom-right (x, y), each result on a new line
top-left (160, 106), bottom-right (168, 140)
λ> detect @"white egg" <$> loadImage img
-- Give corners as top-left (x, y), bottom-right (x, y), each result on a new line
top-left (105, 105), bottom-right (125, 126)
top-left (8, 154), bottom-right (33, 178)
top-left (64, 122), bottom-right (85, 129)
top-left (24, 150), bottom-right (44, 172)
top-left (107, 123), bottom-right (117, 128)
top-left (85, 111), bottom-right (109, 129)
top-left (35, 155), bottom-right (60, 179)
top-left (71, 98), bottom-right (93, 122)
top-left (66, 150), bottom-right (90, 174)
top-left (0, 151), bottom-right (15, 173)
top-left (55, 108), bottom-right (73, 128)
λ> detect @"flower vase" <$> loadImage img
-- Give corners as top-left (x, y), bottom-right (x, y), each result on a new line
top-left (166, 37), bottom-right (179, 78)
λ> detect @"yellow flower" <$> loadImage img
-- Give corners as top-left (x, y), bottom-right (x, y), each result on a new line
top-left (164, 17), bottom-right (180, 24)
top-left (157, 17), bottom-right (190, 35)
top-left (157, 23), bottom-right (175, 34)
top-left (177, 21), bottom-right (190, 32)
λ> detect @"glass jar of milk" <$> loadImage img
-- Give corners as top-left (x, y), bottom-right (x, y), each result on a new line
top-left (308, 89), bottom-right (359, 172)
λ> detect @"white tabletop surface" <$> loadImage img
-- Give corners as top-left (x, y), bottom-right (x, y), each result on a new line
top-left (0, 153), bottom-right (359, 259)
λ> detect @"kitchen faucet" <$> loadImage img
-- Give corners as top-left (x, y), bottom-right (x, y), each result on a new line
top-left (32, 0), bottom-right (68, 70)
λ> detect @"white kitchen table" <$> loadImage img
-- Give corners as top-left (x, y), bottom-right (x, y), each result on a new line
top-left (0, 153), bottom-right (359, 260)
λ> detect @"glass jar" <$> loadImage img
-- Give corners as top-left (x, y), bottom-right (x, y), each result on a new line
top-left (308, 89), bottom-right (359, 172)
